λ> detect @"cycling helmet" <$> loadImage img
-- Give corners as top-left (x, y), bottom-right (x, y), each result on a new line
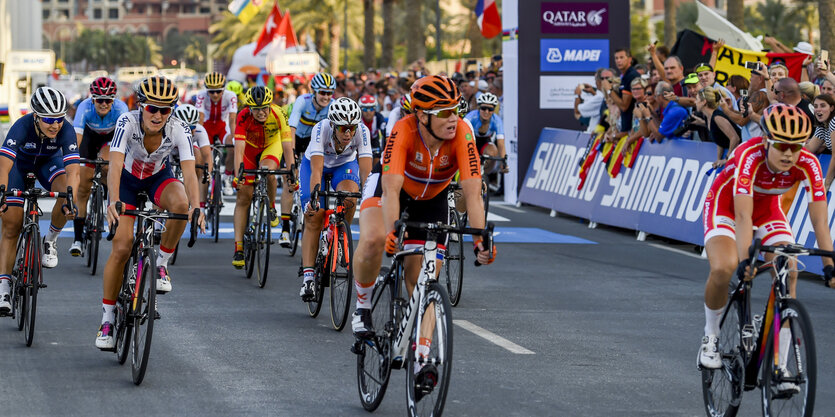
top-left (358, 94), bottom-right (377, 108)
top-left (90, 77), bottom-right (117, 97)
top-left (399, 93), bottom-right (412, 114)
top-left (173, 104), bottom-right (201, 126)
top-left (477, 92), bottom-right (499, 107)
top-left (136, 76), bottom-right (179, 106)
top-left (30, 87), bottom-right (68, 117)
top-left (204, 72), bottom-right (226, 89)
top-left (310, 72), bottom-right (336, 92)
top-left (410, 75), bottom-right (460, 111)
top-left (243, 86), bottom-right (273, 107)
top-left (328, 97), bottom-right (361, 126)
top-left (458, 96), bottom-right (469, 117)
top-left (760, 103), bottom-right (812, 144)
top-left (226, 80), bottom-right (243, 95)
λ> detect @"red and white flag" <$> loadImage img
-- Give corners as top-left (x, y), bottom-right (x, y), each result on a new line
top-left (253, 2), bottom-right (299, 56)
top-left (475, 0), bottom-right (501, 39)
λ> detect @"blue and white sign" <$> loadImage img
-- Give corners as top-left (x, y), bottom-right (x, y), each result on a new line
top-left (540, 39), bottom-right (609, 72)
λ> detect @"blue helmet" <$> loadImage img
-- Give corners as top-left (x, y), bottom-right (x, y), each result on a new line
top-left (310, 73), bottom-right (336, 92)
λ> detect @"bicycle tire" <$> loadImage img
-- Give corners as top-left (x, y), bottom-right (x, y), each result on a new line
top-left (211, 171), bottom-right (222, 243)
top-left (760, 298), bottom-right (816, 417)
top-left (329, 221), bottom-right (354, 331)
top-left (257, 200), bottom-right (271, 288)
top-left (405, 281), bottom-right (453, 417)
top-left (23, 230), bottom-right (41, 346)
top-left (444, 208), bottom-right (464, 307)
top-left (307, 251), bottom-right (327, 318)
top-left (131, 250), bottom-right (156, 385)
top-left (288, 201), bottom-right (301, 257)
top-left (701, 294), bottom-right (744, 417)
top-left (116, 249), bottom-right (137, 365)
top-left (13, 236), bottom-right (26, 332)
top-left (356, 267), bottom-right (395, 411)
top-left (245, 205), bottom-right (257, 279)
top-left (90, 185), bottom-right (103, 275)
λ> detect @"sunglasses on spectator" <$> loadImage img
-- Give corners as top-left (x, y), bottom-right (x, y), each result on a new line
top-left (360, 106), bottom-right (375, 112)
top-left (333, 124), bottom-right (358, 133)
top-left (317, 90), bottom-right (334, 96)
top-left (93, 96), bottom-right (114, 104)
top-left (141, 104), bottom-right (173, 115)
top-left (208, 89), bottom-right (224, 94)
top-left (423, 105), bottom-right (459, 118)
top-left (479, 106), bottom-right (495, 112)
top-left (39, 116), bottom-right (64, 125)
top-left (766, 139), bottom-right (803, 153)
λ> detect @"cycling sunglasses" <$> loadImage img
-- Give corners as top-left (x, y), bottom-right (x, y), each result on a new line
top-left (479, 106), bottom-right (495, 112)
top-left (360, 106), bottom-right (375, 112)
top-left (208, 89), bottom-right (224, 94)
top-left (250, 105), bottom-right (270, 112)
top-left (317, 90), bottom-right (334, 96)
top-left (93, 96), bottom-right (114, 104)
top-left (423, 105), bottom-right (459, 118)
top-left (39, 116), bottom-right (64, 125)
top-left (333, 124), bottom-right (358, 134)
top-left (766, 139), bottom-right (803, 153)
top-left (141, 104), bottom-right (173, 115)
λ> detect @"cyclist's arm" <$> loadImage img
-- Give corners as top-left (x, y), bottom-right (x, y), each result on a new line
top-left (58, 124), bottom-right (81, 201)
top-left (381, 173), bottom-right (404, 233)
top-left (72, 99), bottom-right (88, 139)
top-left (0, 127), bottom-right (21, 188)
top-left (234, 141), bottom-right (246, 180)
top-left (309, 155), bottom-right (323, 195)
top-left (227, 112), bottom-right (237, 139)
top-left (808, 200), bottom-right (835, 267)
top-left (200, 145), bottom-right (212, 174)
top-left (180, 158), bottom-right (202, 210)
top-left (0, 157), bottom-right (11, 191)
top-left (358, 156), bottom-right (372, 188)
top-left (732, 195), bottom-right (754, 262)
top-left (494, 116), bottom-right (507, 159)
top-left (107, 151), bottom-right (125, 206)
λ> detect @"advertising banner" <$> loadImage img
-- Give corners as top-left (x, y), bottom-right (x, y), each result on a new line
top-left (540, 2), bottom-right (609, 34)
top-left (540, 39), bottom-right (609, 72)
top-left (539, 75), bottom-right (595, 109)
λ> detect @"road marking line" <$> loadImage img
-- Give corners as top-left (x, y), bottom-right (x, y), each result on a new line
top-left (454, 320), bottom-right (535, 354)
top-left (490, 203), bottom-right (525, 213)
top-left (647, 243), bottom-right (706, 260)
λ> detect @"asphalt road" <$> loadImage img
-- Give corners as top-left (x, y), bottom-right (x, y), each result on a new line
top-left (1, 199), bottom-right (834, 416)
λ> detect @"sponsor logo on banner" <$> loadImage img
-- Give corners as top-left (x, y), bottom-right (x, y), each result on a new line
top-left (541, 2), bottom-right (609, 34)
top-left (540, 75), bottom-right (595, 109)
top-left (541, 39), bottom-right (608, 72)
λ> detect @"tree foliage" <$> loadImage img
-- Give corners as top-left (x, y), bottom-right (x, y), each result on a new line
top-left (59, 28), bottom-right (162, 71)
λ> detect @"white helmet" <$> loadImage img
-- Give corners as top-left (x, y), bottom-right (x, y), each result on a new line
top-left (476, 92), bottom-right (499, 107)
top-left (328, 97), bottom-right (361, 126)
top-left (30, 87), bottom-right (68, 117)
top-left (173, 104), bottom-right (201, 125)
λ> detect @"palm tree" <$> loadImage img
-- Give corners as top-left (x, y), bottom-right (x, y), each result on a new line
top-left (727, 0), bottom-right (744, 30)
top-left (406, 0), bottom-right (425, 63)
top-left (664, 0), bottom-right (676, 49)
top-left (381, 0), bottom-right (395, 68)
top-left (363, 0), bottom-right (374, 68)
top-left (822, 0), bottom-right (835, 52)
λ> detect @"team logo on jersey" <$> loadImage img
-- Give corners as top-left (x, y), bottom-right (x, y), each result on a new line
top-left (737, 188), bottom-right (748, 194)
top-left (5, 140), bottom-right (15, 147)
top-left (739, 177), bottom-right (750, 186)
top-left (24, 142), bottom-right (37, 150)
top-left (440, 155), bottom-right (449, 166)
top-left (705, 189), bottom-right (713, 200)
top-left (415, 152), bottom-right (423, 163)
top-left (383, 164), bottom-right (390, 172)
top-left (815, 190), bottom-right (825, 197)
top-left (465, 133), bottom-right (473, 142)
top-left (69, 144), bottom-right (78, 151)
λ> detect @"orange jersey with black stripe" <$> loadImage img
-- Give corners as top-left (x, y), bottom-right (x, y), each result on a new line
top-left (234, 104), bottom-right (292, 150)
top-left (382, 115), bottom-right (481, 200)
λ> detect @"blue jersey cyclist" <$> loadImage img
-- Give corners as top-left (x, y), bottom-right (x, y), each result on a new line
top-left (70, 77), bottom-right (129, 257)
top-left (0, 87), bottom-right (80, 314)
top-left (96, 76), bottom-right (205, 350)
top-left (299, 97), bottom-right (372, 301)
top-left (280, 73), bottom-right (335, 246)
top-left (464, 92), bottom-right (508, 174)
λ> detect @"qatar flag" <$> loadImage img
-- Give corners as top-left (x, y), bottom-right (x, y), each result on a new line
top-left (475, 0), bottom-right (501, 39)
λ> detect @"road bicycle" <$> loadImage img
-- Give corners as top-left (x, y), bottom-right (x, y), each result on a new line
top-left (304, 177), bottom-right (361, 331)
top-left (353, 214), bottom-right (493, 417)
top-left (166, 159), bottom-right (207, 266)
top-left (0, 177), bottom-right (73, 346)
top-left (237, 163), bottom-right (294, 288)
top-left (79, 158), bottom-right (109, 275)
top-left (208, 140), bottom-right (235, 243)
top-left (701, 238), bottom-right (824, 417)
top-left (287, 151), bottom-right (304, 257)
top-left (443, 183), bottom-right (465, 306)
top-left (105, 194), bottom-right (197, 385)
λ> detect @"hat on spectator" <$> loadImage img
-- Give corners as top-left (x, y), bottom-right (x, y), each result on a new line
top-left (694, 62), bottom-right (713, 73)
top-left (684, 73), bottom-right (700, 85)
top-left (477, 79), bottom-right (489, 91)
top-left (793, 41), bottom-right (814, 56)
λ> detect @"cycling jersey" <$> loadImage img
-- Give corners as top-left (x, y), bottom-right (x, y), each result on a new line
top-left (72, 98), bottom-right (129, 135)
top-left (288, 93), bottom-right (331, 139)
top-left (385, 106), bottom-right (404, 138)
top-left (110, 111), bottom-right (194, 180)
top-left (361, 112), bottom-right (386, 155)
top-left (306, 119), bottom-right (373, 168)
top-left (464, 110), bottom-right (505, 141)
top-left (703, 137), bottom-right (825, 245)
top-left (194, 89), bottom-right (238, 122)
top-left (234, 105), bottom-right (292, 183)
top-left (171, 124), bottom-right (209, 159)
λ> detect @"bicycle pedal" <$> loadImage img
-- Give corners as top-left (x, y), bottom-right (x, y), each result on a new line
top-left (351, 339), bottom-right (365, 355)
top-left (38, 283), bottom-right (47, 289)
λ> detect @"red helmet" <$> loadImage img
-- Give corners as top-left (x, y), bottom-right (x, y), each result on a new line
top-left (90, 77), bottom-right (117, 97)
top-left (359, 94), bottom-right (376, 108)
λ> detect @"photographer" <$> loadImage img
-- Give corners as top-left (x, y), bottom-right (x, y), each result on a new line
top-left (646, 82), bottom-right (689, 142)
top-left (574, 68), bottom-right (614, 133)
top-left (622, 79), bottom-right (657, 155)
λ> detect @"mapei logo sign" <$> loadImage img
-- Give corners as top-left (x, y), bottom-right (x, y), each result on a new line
top-left (541, 2), bottom-right (609, 34)
top-left (540, 39), bottom-right (609, 72)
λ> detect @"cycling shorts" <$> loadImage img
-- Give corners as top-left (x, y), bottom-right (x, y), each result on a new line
top-left (204, 120), bottom-right (230, 143)
top-left (299, 155), bottom-right (360, 208)
top-left (6, 153), bottom-right (66, 208)
top-left (475, 134), bottom-right (493, 155)
top-left (295, 135), bottom-right (312, 156)
top-left (241, 141), bottom-right (284, 186)
top-left (119, 166), bottom-right (179, 211)
top-left (79, 126), bottom-right (115, 163)
top-left (703, 175), bottom-right (794, 245)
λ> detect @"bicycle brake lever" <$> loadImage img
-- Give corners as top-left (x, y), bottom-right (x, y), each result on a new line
top-left (187, 209), bottom-right (199, 248)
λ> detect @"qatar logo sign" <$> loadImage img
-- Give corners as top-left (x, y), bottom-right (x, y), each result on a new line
top-left (541, 2), bottom-right (609, 34)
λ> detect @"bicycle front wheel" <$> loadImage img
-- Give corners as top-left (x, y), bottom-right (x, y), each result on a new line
top-left (329, 221), bottom-right (354, 331)
top-left (406, 281), bottom-right (453, 417)
top-left (702, 295), bottom-right (744, 417)
top-left (116, 249), bottom-right (138, 365)
top-left (288, 199), bottom-right (301, 257)
top-left (307, 251), bottom-right (327, 318)
top-left (444, 208), bottom-right (464, 307)
top-left (356, 268), bottom-right (394, 411)
top-left (131, 251), bottom-right (157, 385)
top-left (212, 172), bottom-right (222, 243)
top-left (256, 200), bottom-right (271, 288)
top-left (760, 298), bottom-right (816, 417)
top-left (245, 207), bottom-right (257, 279)
top-left (89, 185), bottom-right (104, 275)
top-left (23, 230), bottom-right (41, 347)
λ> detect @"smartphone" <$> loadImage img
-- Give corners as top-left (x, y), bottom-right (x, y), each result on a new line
top-left (740, 89), bottom-right (748, 98)
top-left (821, 49), bottom-right (829, 65)
top-left (744, 61), bottom-right (760, 70)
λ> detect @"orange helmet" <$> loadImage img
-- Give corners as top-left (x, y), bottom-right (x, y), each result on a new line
top-left (410, 75), bottom-right (460, 111)
top-left (760, 103), bottom-right (812, 144)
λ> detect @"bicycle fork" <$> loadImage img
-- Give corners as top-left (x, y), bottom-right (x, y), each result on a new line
top-left (391, 243), bottom-right (440, 369)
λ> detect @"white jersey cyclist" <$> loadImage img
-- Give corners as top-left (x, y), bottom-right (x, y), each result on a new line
top-left (194, 89), bottom-right (238, 140)
top-left (305, 118), bottom-right (373, 168)
top-left (110, 111), bottom-right (195, 179)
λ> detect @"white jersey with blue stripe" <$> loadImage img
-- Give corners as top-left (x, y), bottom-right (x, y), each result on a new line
top-left (305, 120), bottom-right (372, 168)
top-left (110, 111), bottom-right (194, 179)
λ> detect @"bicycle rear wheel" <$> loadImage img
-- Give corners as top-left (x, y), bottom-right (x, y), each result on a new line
top-left (444, 208), bottom-right (464, 307)
top-left (329, 221), bottom-right (354, 331)
top-left (23, 230), bottom-right (41, 347)
top-left (13, 236), bottom-right (26, 331)
top-left (256, 201), bottom-right (271, 288)
top-left (131, 251), bottom-right (157, 385)
top-left (760, 298), bottom-right (816, 417)
top-left (288, 199), bottom-right (301, 257)
top-left (89, 186), bottom-right (104, 275)
top-left (702, 295), bottom-right (744, 417)
top-left (406, 281), bottom-right (453, 417)
top-left (212, 172), bottom-right (222, 243)
top-left (356, 268), bottom-right (394, 411)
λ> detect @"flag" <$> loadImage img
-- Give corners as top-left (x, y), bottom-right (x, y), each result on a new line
top-left (577, 133), bottom-right (603, 191)
top-left (254, 3), bottom-right (300, 56)
top-left (475, 0), bottom-right (501, 39)
top-left (228, 0), bottom-right (266, 24)
top-left (276, 10), bottom-right (299, 49)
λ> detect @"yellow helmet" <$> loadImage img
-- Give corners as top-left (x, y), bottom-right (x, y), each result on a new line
top-left (204, 72), bottom-right (226, 89)
top-left (137, 76), bottom-right (178, 106)
top-left (243, 86), bottom-right (273, 107)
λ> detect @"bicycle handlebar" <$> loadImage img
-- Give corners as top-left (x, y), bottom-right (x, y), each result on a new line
top-left (78, 158), bottom-right (110, 167)
top-left (106, 201), bottom-right (191, 242)
top-left (0, 184), bottom-right (74, 215)
top-left (749, 238), bottom-right (835, 262)
top-left (309, 183), bottom-right (361, 212)
top-left (394, 213), bottom-right (494, 267)
top-left (237, 162), bottom-right (296, 186)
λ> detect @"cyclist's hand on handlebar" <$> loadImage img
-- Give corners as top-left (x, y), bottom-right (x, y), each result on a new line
top-left (736, 258), bottom-right (756, 281)
top-left (191, 207), bottom-right (207, 234)
top-left (232, 176), bottom-right (241, 190)
top-left (823, 265), bottom-right (834, 288)
top-left (62, 203), bottom-right (77, 219)
top-left (500, 159), bottom-right (509, 174)
top-left (385, 230), bottom-right (399, 255)
top-left (304, 201), bottom-right (318, 215)
top-left (106, 201), bottom-right (123, 227)
top-left (473, 239), bottom-right (497, 265)
top-left (285, 174), bottom-right (299, 191)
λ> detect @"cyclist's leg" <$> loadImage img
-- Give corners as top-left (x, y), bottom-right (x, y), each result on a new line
top-left (233, 184), bottom-right (254, 250)
top-left (352, 171), bottom-right (386, 335)
top-left (194, 146), bottom-right (209, 208)
top-left (1, 164), bottom-right (26, 275)
top-left (223, 125), bottom-right (235, 181)
top-left (152, 172), bottom-right (189, 265)
top-left (39, 155), bottom-right (70, 267)
top-left (300, 156), bottom-right (326, 289)
top-left (258, 141), bottom-right (282, 208)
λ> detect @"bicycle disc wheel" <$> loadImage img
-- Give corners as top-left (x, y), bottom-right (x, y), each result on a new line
top-left (444, 208), bottom-right (464, 307)
top-left (116, 250), bottom-right (137, 365)
top-left (329, 221), bottom-right (354, 331)
top-left (307, 252), bottom-right (326, 318)
top-left (406, 281), bottom-right (453, 417)
top-left (131, 252), bottom-right (156, 385)
top-left (702, 296), bottom-right (744, 417)
top-left (256, 201), bottom-right (271, 288)
top-left (760, 298), bottom-right (816, 417)
top-left (23, 231), bottom-right (41, 347)
top-left (356, 268), bottom-right (394, 411)
top-left (288, 202), bottom-right (301, 257)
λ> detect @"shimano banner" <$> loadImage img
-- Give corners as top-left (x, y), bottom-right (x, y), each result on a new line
top-left (784, 153), bottom-right (835, 272)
